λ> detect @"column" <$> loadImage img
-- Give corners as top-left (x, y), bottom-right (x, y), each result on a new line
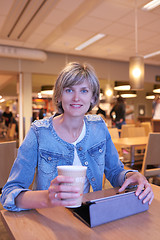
top-left (18, 72), bottom-right (32, 145)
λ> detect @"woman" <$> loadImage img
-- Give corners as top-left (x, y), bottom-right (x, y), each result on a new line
top-left (1, 62), bottom-right (153, 211)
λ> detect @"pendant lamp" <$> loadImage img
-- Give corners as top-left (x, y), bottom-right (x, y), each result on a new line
top-left (129, 0), bottom-right (144, 90)
top-left (41, 85), bottom-right (54, 95)
top-left (117, 91), bottom-right (137, 98)
top-left (153, 84), bottom-right (160, 93)
top-left (114, 81), bottom-right (130, 91)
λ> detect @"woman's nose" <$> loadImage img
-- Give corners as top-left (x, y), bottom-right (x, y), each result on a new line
top-left (73, 91), bottom-right (79, 101)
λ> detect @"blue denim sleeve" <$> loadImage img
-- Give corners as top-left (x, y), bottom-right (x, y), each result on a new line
top-left (0, 127), bottom-right (38, 211)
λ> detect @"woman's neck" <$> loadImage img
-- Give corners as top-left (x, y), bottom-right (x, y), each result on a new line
top-left (53, 114), bottom-right (84, 143)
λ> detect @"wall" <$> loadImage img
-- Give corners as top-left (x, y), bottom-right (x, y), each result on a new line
top-left (0, 51), bottom-right (159, 120)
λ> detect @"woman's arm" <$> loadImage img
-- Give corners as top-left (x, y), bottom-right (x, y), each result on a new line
top-left (15, 175), bottom-right (81, 209)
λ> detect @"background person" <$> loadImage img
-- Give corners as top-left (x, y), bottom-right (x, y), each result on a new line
top-left (1, 62), bottom-right (153, 212)
top-left (152, 95), bottom-right (160, 119)
top-left (110, 96), bottom-right (126, 130)
top-left (2, 106), bottom-right (13, 127)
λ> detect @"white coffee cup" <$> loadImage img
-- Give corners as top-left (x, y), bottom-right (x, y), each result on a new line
top-left (57, 165), bottom-right (87, 208)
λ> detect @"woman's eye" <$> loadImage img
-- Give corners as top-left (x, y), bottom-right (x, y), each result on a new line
top-left (65, 88), bottom-right (72, 93)
top-left (81, 89), bottom-right (88, 93)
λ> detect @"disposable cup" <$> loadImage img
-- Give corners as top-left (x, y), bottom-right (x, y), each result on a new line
top-left (57, 165), bottom-right (87, 208)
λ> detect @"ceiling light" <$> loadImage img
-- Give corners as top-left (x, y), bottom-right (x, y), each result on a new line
top-left (105, 89), bottom-right (113, 97)
top-left (117, 91), bottom-right (137, 98)
top-left (153, 84), bottom-right (160, 93)
top-left (114, 81), bottom-right (130, 91)
top-left (75, 33), bottom-right (105, 51)
top-left (129, 0), bottom-right (144, 90)
top-left (146, 92), bottom-right (156, 99)
top-left (41, 85), bottom-right (54, 95)
top-left (0, 98), bottom-right (5, 103)
top-left (38, 93), bottom-right (42, 98)
top-left (144, 50), bottom-right (160, 59)
top-left (142, 0), bottom-right (160, 11)
top-left (0, 95), bottom-right (2, 99)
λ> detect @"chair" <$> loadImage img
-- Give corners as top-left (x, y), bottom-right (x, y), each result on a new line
top-left (121, 124), bottom-right (135, 138)
top-left (152, 119), bottom-right (160, 132)
top-left (108, 128), bottom-right (119, 139)
top-left (141, 122), bottom-right (152, 136)
top-left (141, 133), bottom-right (160, 178)
top-left (0, 141), bottom-right (17, 189)
top-left (7, 123), bottom-right (16, 140)
top-left (108, 128), bottom-right (124, 158)
top-left (127, 127), bottom-right (146, 137)
top-left (121, 127), bottom-right (146, 167)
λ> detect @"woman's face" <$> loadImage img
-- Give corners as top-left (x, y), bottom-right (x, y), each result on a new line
top-left (60, 79), bottom-right (94, 117)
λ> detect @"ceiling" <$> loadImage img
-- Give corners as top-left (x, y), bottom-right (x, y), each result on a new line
top-left (0, 0), bottom-right (160, 98)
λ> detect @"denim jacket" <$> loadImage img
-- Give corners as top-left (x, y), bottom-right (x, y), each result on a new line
top-left (1, 115), bottom-right (129, 211)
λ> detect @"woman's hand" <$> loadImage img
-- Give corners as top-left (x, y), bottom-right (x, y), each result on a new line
top-left (119, 172), bottom-right (154, 205)
top-left (48, 175), bottom-right (81, 207)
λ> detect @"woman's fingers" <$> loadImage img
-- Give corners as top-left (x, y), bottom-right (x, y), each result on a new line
top-left (48, 175), bottom-right (81, 207)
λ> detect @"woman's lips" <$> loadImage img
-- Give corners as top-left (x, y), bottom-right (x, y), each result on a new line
top-left (70, 104), bottom-right (82, 108)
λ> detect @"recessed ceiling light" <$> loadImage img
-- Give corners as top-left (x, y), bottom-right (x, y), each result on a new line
top-left (75, 33), bottom-right (105, 51)
top-left (144, 50), bottom-right (160, 59)
top-left (142, 0), bottom-right (160, 11)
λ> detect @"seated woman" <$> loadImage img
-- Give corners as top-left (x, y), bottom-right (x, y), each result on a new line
top-left (0, 62), bottom-right (153, 211)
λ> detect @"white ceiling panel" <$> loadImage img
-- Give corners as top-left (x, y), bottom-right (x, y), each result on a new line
top-left (0, 0), bottom-right (160, 66)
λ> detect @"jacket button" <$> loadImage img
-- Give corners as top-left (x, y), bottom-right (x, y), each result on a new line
top-left (79, 147), bottom-right (82, 151)
top-left (48, 157), bottom-right (52, 160)
top-left (84, 161), bottom-right (88, 166)
top-left (91, 177), bottom-right (95, 182)
top-left (99, 149), bottom-right (103, 153)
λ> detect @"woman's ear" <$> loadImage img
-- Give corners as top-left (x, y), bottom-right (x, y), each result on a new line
top-left (91, 96), bottom-right (95, 105)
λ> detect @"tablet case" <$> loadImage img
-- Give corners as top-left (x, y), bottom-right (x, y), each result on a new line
top-left (72, 188), bottom-right (149, 228)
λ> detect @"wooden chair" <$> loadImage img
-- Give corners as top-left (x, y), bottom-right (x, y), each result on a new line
top-left (108, 127), bottom-right (124, 158)
top-left (127, 127), bottom-right (146, 137)
top-left (152, 119), bottom-right (160, 132)
top-left (108, 128), bottom-right (119, 139)
top-left (121, 124), bottom-right (135, 138)
top-left (7, 123), bottom-right (16, 140)
top-left (140, 122), bottom-right (152, 136)
top-left (121, 127), bottom-right (146, 167)
top-left (0, 141), bottom-right (17, 189)
top-left (141, 133), bottom-right (160, 178)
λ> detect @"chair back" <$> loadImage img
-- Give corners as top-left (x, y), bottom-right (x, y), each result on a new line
top-left (127, 127), bottom-right (146, 137)
top-left (7, 123), bottom-right (16, 140)
top-left (152, 119), bottom-right (160, 132)
top-left (141, 133), bottom-right (160, 177)
top-left (108, 128), bottom-right (119, 139)
top-left (0, 141), bottom-right (17, 188)
top-left (121, 126), bottom-right (145, 138)
top-left (141, 122), bottom-right (152, 136)
top-left (121, 124), bottom-right (135, 138)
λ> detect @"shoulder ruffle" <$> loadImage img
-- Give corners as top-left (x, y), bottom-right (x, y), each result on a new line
top-left (85, 114), bottom-right (103, 122)
top-left (32, 116), bottom-right (52, 128)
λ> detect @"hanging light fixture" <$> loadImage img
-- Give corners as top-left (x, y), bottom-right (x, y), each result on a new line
top-left (117, 91), bottom-right (137, 98)
top-left (41, 85), bottom-right (54, 95)
top-left (153, 84), bottom-right (160, 93)
top-left (129, 0), bottom-right (144, 90)
top-left (114, 81), bottom-right (130, 91)
top-left (146, 92), bottom-right (156, 100)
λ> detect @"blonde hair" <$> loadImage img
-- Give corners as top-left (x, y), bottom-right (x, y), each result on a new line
top-left (53, 62), bottom-right (100, 113)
